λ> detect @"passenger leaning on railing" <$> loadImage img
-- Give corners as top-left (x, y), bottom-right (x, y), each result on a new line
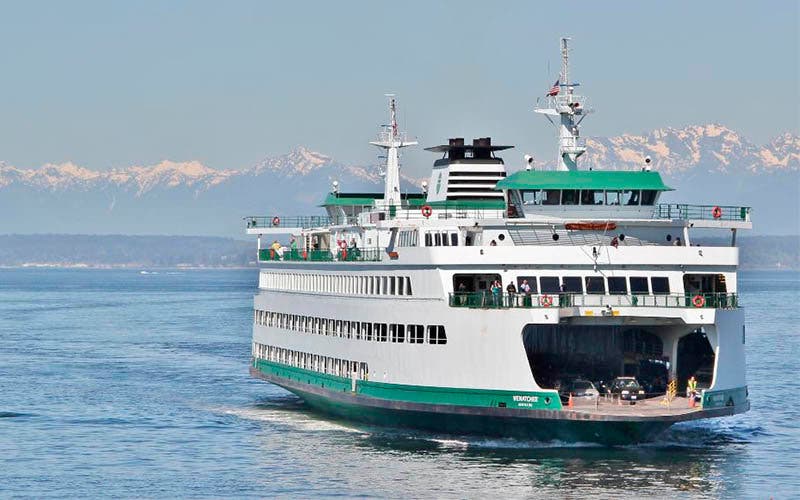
top-left (506, 282), bottom-right (517, 307)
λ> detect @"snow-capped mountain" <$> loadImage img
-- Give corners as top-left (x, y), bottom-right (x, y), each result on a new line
top-left (582, 124), bottom-right (798, 174)
top-left (2, 125), bottom-right (798, 236)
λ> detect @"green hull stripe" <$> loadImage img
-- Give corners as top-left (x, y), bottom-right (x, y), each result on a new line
top-left (253, 358), bottom-right (562, 411)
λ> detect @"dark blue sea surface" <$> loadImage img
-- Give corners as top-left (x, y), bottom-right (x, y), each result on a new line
top-left (1, 268), bottom-right (798, 498)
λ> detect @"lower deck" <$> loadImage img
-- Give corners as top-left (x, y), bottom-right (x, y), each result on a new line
top-left (250, 357), bottom-right (748, 444)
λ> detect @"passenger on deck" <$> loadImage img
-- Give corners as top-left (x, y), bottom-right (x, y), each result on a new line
top-left (506, 282), bottom-right (517, 307)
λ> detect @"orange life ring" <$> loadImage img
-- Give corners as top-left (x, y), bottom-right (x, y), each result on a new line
top-left (692, 294), bottom-right (706, 308)
top-left (421, 205), bottom-right (433, 218)
top-left (712, 206), bottom-right (722, 219)
top-left (272, 216), bottom-right (281, 226)
top-left (539, 294), bottom-right (554, 307)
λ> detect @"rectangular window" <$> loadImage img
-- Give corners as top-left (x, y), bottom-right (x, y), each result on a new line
top-left (630, 277), bottom-right (649, 294)
top-left (425, 233), bottom-right (432, 247)
top-left (561, 276), bottom-right (582, 293)
top-left (376, 323), bottom-right (387, 342)
top-left (543, 190), bottom-right (560, 205)
top-left (521, 190), bottom-right (543, 205)
top-left (396, 324), bottom-right (405, 343)
top-left (363, 322), bottom-right (373, 341)
top-left (622, 190), bottom-right (640, 206)
top-left (585, 276), bottom-right (605, 294)
top-left (606, 190), bottom-right (621, 205)
top-left (580, 190), bottom-right (597, 205)
top-left (406, 277), bottom-right (413, 296)
top-left (434, 233), bottom-right (441, 246)
top-left (561, 189), bottom-right (578, 205)
top-left (408, 325), bottom-right (424, 343)
top-left (651, 277), bottom-right (670, 295)
top-left (540, 276), bottom-right (560, 293)
top-left (641, 190), bottom-right (657, 205)
top-left (390, 277), bottom-right (396, 295)
top-left (441, 232), bottom-right (449, 246)
top-left (428, 325), bottom-right (447, 345)
top-left (607, 277), bottom-right (628, 294)
top-left (516, 276), bottom-right (538, 294)
top-left (450, 233), bottom-right (458, 246)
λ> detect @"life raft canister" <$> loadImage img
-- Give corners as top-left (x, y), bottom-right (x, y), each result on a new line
top-left (539, 294), bottom-right (554, 307)
top-left (692, 294), bottom-right (706, 308)
top-left (421, 205), bottom-right (433, 218)
top-left (711, 206), bottom-right (723, 219)
top-left (271, 216), bottom-right (281, 226)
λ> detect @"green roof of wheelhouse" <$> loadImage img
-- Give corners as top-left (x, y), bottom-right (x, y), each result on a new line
top-left (495, 170), bottom-right (673, 191)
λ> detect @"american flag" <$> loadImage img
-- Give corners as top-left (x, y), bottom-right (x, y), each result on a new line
top-left (547, 79), bottom-right (560, 97)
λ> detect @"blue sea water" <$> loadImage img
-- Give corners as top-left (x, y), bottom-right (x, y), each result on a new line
top-left (1, 268), bottom-right (798, 498)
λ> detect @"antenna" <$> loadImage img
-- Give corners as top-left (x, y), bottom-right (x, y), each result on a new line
top-left (534, 37), bottom-right (592, 171)
top-left (369, 95), bottom-right (417, 207)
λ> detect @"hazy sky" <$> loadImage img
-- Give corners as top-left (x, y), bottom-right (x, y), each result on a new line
top-left (0, 1), bottom-right (797, 177)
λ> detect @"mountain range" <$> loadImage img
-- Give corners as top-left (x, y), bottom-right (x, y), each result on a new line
top-left (2, 124), bottom-right (797, 236)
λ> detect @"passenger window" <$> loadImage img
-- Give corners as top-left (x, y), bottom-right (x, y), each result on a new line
top-left (441, 233), bottom-right (449, 246)
top-left (641, 190), bottom-right (657, 205)
top-left (516, 276), bottom-right (538, 294)
top-left (428, 325), bottom-right (447, 344)
top-left (562, 277), bottom-right (582, 293)
top-left (540, 276), bottom-right (560, 293)
top-left (585, 276), bottom-right (605, 294)
top-left (607, 277), bottom-right (628, 294)
top-left (651, 277), bottom-right (670, 295)
top-left (630, 277), bottom-right (649, 294)
top-left (425, 233), bottom-right (432, 246)
top-left (594, 191), bottom-right (605, 205)
top-left (543, 190), bottom-right (560, 205)
top-left (562, 189), bottom-right (578, 205)
top-left (606, 191), bottom-right (620, 205)
top-left (450, 233), bottom-right (458, 246)
top-left (434, 233), bottom-right (441, 246)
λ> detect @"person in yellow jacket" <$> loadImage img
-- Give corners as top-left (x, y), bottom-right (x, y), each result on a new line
top-left (687, 375), bottom-right (698, 399)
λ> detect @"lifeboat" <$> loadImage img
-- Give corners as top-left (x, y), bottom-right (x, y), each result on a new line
top-left (565, 222), bottom-right (617, 231)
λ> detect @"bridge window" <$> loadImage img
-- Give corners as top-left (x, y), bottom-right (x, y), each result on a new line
top-left (641, 190), bottom-right (658, 205)
top-left (516, 276), bottom-right (538, 293)
top-left (622, 190), bottom-right (640, 206)
top-left (606, 190), bottom-right (620, 205)
top-left (543, 190), bottom-right (560, 205)
top-left (521, 190), bottom-right (543, 205)
top-left (608, 277), bottom-right (628, 294)
top-left (561, 189), bottom-right (578, 205)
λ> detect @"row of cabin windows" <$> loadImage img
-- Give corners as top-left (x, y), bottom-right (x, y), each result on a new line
top-left (520, 189), bottom-right (659, 207)
top-left (424, 232), bottom-right (459, 247)
top-left (261, 273), bottom-right (412, 296)
top-left (512, 276), bottom-right (671, 295)
top-left (254, 309), bottom-right (448, 345)
top-left (398, 230), bottom-right (419, 247)
top-left (253, 342), bottom-right (368, 380)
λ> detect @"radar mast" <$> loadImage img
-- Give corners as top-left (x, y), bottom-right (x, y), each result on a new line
top-left (534, 37), bottom-right (591, 171)
top-left (369, 95), bottom-right (417, 207)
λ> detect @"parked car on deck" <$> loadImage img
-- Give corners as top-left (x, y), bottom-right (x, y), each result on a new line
top-left (608, 377), bottom-right (646, 403)
top-left (560, 379), bottom-right (599, 399)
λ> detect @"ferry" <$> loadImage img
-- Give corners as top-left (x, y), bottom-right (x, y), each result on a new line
top-left (245, 38), bottom-right (751, 445)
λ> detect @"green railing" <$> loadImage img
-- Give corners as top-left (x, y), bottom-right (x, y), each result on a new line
top-left (245, 215), bottom-right (336, 230)
top-left (258, 248), bottom-right (334, 262)
top-left (654, 204), bottom-right (751, 222)
top-left (336, 247), bottom-right (383, 262)
top-left (258, 247), bottom-right (383, 262)
top-left (448, 292), bottom-right (739, 309)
